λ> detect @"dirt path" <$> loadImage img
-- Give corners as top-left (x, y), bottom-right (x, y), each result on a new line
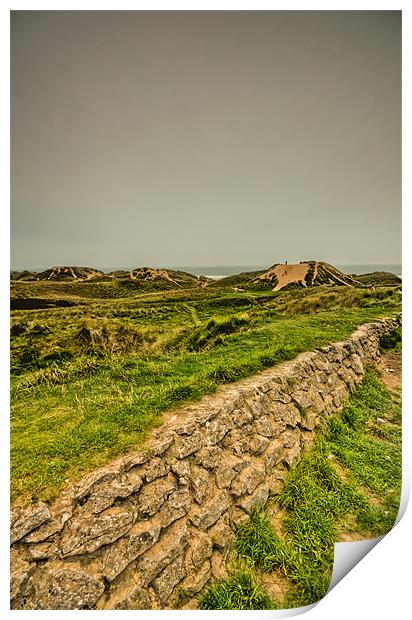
top-left (379, 351), bottom-right (402, 390)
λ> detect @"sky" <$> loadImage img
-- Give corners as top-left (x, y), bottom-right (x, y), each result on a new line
top-left (11, 10), bottom-right (401, 270)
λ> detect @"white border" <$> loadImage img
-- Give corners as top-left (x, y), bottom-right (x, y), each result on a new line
top-left (2, 3), bottom-right (409, 619)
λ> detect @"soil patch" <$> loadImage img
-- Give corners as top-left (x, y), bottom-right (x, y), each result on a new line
top-left (379, 352), bottom-right (401, 390)
top-left (260, 263), bottom-right (310, 291)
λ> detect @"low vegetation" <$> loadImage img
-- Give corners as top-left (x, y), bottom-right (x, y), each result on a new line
top-left (379, 326), bottom-right (402, 352)
top-left (10, 280), bottom-right (401, 504)
top-left (355, 271), bottom-right (402, 287)
top-left (198, 570), bottom-right (275, 610)
top-left (199, 370), bottom-right (402, 609)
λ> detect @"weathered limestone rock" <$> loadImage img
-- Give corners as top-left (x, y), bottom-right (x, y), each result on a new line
top-left (22, 540), bottom-right (57, 562)
top-left (265, 438), bottom-right (286, 473)
top-left (208, 515), bottom-right (234, 549)
top-left (170, 459), bottom-right (190, 485)
top-left (283, 441), bottom-right (302, 468)
top-left (23, 498), bottom-right (74, 543)
top-left (283, 405), bottom-right (302, 427)
top-left (332, 384), bottom-right (350, 408)
top-left (189, 490), bottom-right (230, 530)
top-left (338, 366), bottom-right (357, 392)
top-left (152, 555), bottom-right (185, 604)
top-left (193, 402), bottom-right (221, 424)
top-left (228, 505), bottom-right (252, 528)
top-left (313, 355), bottom-right (333, 374)
top-left (267, 468), bottom-right (288, 494)
top-left (87, 471), bottom-right (143, 514)
top-left (194, 446), bottom-right (223, 470)
top-left (181, 559), bottom-right (212, 596)
top-left (16, 563), bottom-right (105, 610)
top-left (171, 431), bottom-right (203, 459)
top-left (92, 519), bottom-right (162, 581)
top-left (172, 419), bottom-right (198, 435)
top-left (351, 355), bottom-right (364, 375)
top-left (232, 408), bottom-right (254, 427)
top-left (279, 429), bottom-right (300, 448)
top-left (292, 389), bottom-right (315, 412)
top-left (144, 457), bottom-right (169, 483)
top-left (108, 585), bottom-right (152, 610)
top-left (138, 474), bottom-right (177, 518)
top-left (272, 389), bottom-right (293, 403)
top-left (122, 449), bottom-right (151, 470)
top-left (270, 374), bottom-right (293, 394)
top-left (215, 454), bottom-right (245, 489)
top-left (299, 411), bottom-right (319, 431)
top-left (309, 372), bottom-right (325, 393)
top-left (189, 464), bottom-right (211, 504)
top-left (327, 345), bottom-right (344, 363)
top-left (159, 489), bottom-right (191, 528)
top-left (210, 549), bottom-right (226, 579)
top-left (60, 506), bottom-right (135, 556)
top-left (326, 373), bottom-right (340, 391)
top-left (186, 529), bottom-right (213, 568)
top-left (146, 432), bottom-right (175, 456)
top-left (255, 415), bottom-right (280, 437)
top-left (230, 461), bottom-right (266, 498)
top-left (203, 414), bottom-right (234, 445)
top-left (236, 483), bottom-right (270, 514)
top-left (70, 466), bottom-right (123, 504)
top-left (234, 434), bottom-right (270, 456)
top-left (134, 520), bottom-right (189, 587)
top-left (11, 502), bottom-right (51, 544)
top-left (272, 401), bottom-right (299, 424)
top-left (222, 424), bottom-right (254, 448)
top-left (246, 393), bottom-right (272, 418)
top-left (10, 549), bottom-right (34, 601)
top-left (322, 393), bottom-right (335, 415)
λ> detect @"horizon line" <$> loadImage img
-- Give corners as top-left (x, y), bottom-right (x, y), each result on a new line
top-left (11, 261), bottom-right (403, 272)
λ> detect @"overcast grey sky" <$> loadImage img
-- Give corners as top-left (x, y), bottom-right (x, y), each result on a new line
top-left (11, 10), bottom-right (401, 270)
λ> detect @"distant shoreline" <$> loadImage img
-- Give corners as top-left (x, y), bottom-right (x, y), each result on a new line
top-left (11, 264), bottom-right (402, 278)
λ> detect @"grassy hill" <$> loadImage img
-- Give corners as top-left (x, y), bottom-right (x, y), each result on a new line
top-left (11, 265), bottom-right (204, 303)
top-left (11, 262), bottom-right (401, 307)
top-left (10, 278), bottom-right (401, 505)
top-left (251, 261), bottom-right (361, 290)
top-left (353, 271), bottom-right (402, 286)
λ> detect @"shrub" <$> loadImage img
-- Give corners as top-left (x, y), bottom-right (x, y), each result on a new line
top-left (379, 327), bottom-right (402, 351)
top-left (187, 315), bottom-right (249, 351)
top-left (77, 321), bottom-right (146, 355)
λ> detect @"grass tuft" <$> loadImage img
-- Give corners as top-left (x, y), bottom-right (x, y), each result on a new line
top-left (198, 570), bottom-right (275, 610)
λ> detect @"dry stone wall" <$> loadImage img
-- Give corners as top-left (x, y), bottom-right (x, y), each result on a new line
top-left (10, 315), bottom-right (401, 610)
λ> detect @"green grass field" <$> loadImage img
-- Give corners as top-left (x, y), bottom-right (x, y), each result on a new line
top-left (10, 282), bottom-right (401, 504)
top-left (199, 369), bottom-right (402, 609)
